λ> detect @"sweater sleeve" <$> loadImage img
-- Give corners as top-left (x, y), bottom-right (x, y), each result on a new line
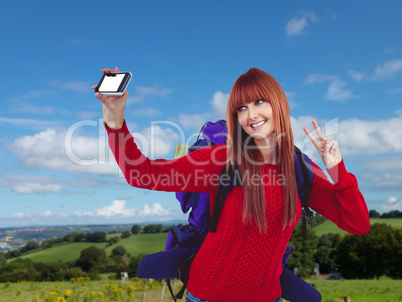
top-left (307, 160), bottom-right (370, 235)
top-left (106, 120), bottom-right (225, 194)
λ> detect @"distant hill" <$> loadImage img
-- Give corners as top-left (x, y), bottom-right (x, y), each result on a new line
top-left (0, 221), bottom-right (185, 241)
top-left (313, 218), bottom-right (402, 237)
top-left (18, 233), bottom-right (168, 263)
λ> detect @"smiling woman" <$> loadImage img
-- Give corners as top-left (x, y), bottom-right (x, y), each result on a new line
top-left (96, 65), bottom-right (370, 302)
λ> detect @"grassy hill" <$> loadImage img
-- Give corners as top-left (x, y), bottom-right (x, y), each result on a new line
top-left (19, 233), bottom-right (168, 263)
top-left (104, 233), bottom-right (167, 256)
top-left (19, 242), bottom-right (107, 263)
top-left (313, 218), bottom-right (402, 237)
top-left (16, 218), bottom-right (402, 263)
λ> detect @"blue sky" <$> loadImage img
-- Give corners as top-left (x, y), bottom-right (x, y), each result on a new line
top-left (0, 0), bottom-right (401, 227)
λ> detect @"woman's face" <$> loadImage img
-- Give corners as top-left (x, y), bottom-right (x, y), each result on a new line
top-left (237, 99), bottom-right (275, 144)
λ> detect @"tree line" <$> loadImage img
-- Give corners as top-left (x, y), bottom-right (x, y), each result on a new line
top-left (369, 209), bottom-right (402, 218)
top-left (287, 222), bottom-right (401, 279)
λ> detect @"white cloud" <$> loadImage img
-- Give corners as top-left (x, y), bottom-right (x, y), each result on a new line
top-left (1, 200), bottom-right (187, 227)
top-left (348, 70), bottom-right (366, 81)
top-left (285, 17), bottom-right (307, 36)
top-left (304, 74), bottom-right (336, 84)
top-left (139, 124), bottom-right (182, 158)
top-left (41, 210), bottom-right (53, 217)
top-left (8, 117), bottom-right (183, 176)
top-left (382, 197), bottom-right (402, 211)
top-left (0, 174), bottom-right (64, 195)
top-left (76, 200), bottom-right (175, 219)
top-left (10, 125), bottom-right (118, 175)
top-left (0, 117), bottom-right (63, 130)
top-left (387, 196), bottom-right (398, 203)
top-left (9, 90), bottom-right (56, 102)
top-left (285, 10), bottom-right (318, 37)
top-left (76, 111), bottom-right (100, 120)
top-left (373, 59), bottom-right (402, 80)
top-left (140, 203), bottom-right (170, 216)
top-left (326, 79), bottom-right (354, 101)
top-left (12, 212), bottom-right (31, 218)
top-left (177, 90), bottom-right (229, 130)
top-left (127, 85), bottom-right (174, 103)
top-left (339, 111), bottom-right (402, 156)
top-left (0, 174), bottom-right (106, 196)
top-left (94, 200), bottom-right (137, 217)
top-left (386, 88), bottom-right (402, 94)
top-left (305, 74), bottom-right (354, 102)
top-left (346, 59), bottom-right (402, 82)
top-left (285, 92), bottom-right (298, 109)
top-left (285, 91), bottom-right (296, 99)
top-left (9, 102), bottom-right (55, 115)
top-left (210, 90), bottom-right (229, 119)
top-left (178, 112), bottom-right (211, 130)
top-left (49, 80), bottom-right (90, 93)
top-left (132, 107), bottom-right (161, 117)
top-left (14, 183), bottom-right (62, 194)
top-left (75, 210), bottom-right (94, 217)
top-left (358, 156), bottom-right (402, 191)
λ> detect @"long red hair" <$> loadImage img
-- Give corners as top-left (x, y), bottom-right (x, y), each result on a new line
top-left (226, 68), bottom-right (297, 232)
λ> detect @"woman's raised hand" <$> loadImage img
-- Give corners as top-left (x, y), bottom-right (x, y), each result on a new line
top-left (92, 67), bottom-right (128, 130)
top-left (303, 120), bottom-right (342, 170)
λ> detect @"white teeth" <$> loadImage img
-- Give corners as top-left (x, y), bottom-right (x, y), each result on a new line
top-left (251, 120), bottom-right (266, 128)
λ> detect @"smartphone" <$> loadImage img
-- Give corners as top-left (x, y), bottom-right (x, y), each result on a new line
top-left (95, 72), bottom-right (132, 95)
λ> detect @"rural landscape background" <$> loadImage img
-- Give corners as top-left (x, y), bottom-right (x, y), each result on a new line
top-left (0, 211), bottom-right (401, 301)
top-left (1, 1), bottom-right (401, 301)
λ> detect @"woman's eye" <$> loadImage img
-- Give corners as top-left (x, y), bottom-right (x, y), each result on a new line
top-left (255, 100), bottom-right (264, 105)
top-left (238, 106), bottom-right (246, 112)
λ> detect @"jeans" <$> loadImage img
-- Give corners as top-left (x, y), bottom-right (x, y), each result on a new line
top-left (185, 291), bottom-right (210, 302)
top-left (186, 291), bottom-right (281, 302)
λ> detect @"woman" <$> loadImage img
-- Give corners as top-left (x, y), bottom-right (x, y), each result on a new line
top-left (94, 67), bottom-right (370, 302)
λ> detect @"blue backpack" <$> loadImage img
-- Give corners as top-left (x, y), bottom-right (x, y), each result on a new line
top-left (137, 120), bottom-right (321, 302)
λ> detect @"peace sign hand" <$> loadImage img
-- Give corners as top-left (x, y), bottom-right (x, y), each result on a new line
top-left (303, 120), bottom-right (342, 170)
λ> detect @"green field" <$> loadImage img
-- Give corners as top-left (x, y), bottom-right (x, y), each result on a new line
top-left (20, 233), bottom-right (168, 263)
top-left (308, 278), bottom-right (402, 302)
top-left (19, 242), bottom-right (107, 263)
top-left (104, 233), bottom-right (167, 256)
top-left (0, 278), bottom-right (401, 302)
top-left (313, 218), bottom-right (402, 237)
top-left (369, 218), bottom-right (402, 228)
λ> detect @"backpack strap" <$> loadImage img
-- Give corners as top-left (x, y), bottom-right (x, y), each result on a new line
top-left (166, 279), bottom-right (177, 302)
top-left (166, 251), bottom-right (197, 301)
top-left (294, 146), bottom-right (314, 237)
top-left (209, 163), bottom-right (236, 233)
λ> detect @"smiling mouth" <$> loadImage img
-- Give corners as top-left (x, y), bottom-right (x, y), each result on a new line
top-left (250, 120), bottom-right (266, 129)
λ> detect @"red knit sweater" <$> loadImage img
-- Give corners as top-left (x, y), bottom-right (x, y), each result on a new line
top-left (106, 121), bottom-right (370, 302)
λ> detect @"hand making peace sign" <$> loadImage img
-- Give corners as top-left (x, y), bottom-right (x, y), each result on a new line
top-left (303, 120), bottom-right (342, 170)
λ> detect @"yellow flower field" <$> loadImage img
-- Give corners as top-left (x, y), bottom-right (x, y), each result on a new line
top-left (0, 277), bottom-right (179, 302)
